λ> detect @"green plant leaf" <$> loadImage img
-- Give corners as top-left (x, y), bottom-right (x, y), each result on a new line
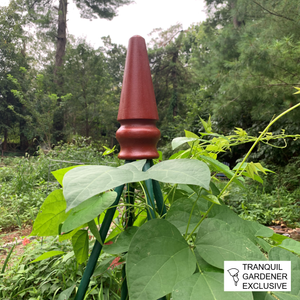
top-left (105, 225), bottom-right (123, 242)
top-left (57, 285), bottom-right (76, 300)
top-left (252, 292), bottom-right (275, 300)
top-left (272, 293), bottom-right (300, 300)
top-left (166, 197), bottom-right (202, 234)
top-left (200, 116), bottom-right (212, 133)
top-left (169, 150), bottom-right (190, 160)
top-left (31, 189), bottom-right (70, 236)
top-left (63, 164), bottom-right (148, 211)
top-left (208, 204), bottom-right (268, 245)
top-left (269, 247), bottom-right (300, 297)
top-left (93, 256), bottom-right (116, 276)
top-left (103, 226), bottom-right (138, 254)
top-left (194, 249), bottom-right (223, 273)
top-left (126, 219), bottom-right (196, 300)
top-left (185, 130), bottom-right (199, 139)
top-left (195, 218), bottom-right (266, 269)
top-left (172, 272), bottom-right (253, 300)
top-left (99, 209), bottom-right (119, 224)
top-left (52, 165), bottom-right (82, 186)
top-left (59, 226), bottom-right (82, 242)
top-left (268, 233), bottom-right (289, 244)
top-left (201, 194), bottom-right (221, 205)
top-left (118, 159), bottom-right (147, 171)
top-left (62, 191), bottom-right (117, 232)
top-left (64, 159), bottom-right (210, 211)
top-left (88, 219), bottom-right (102, 244)
top-left (200, 155), bottom-right (245, 188)
top-left (279, 238), bottom-right (300, 255)
top-left (147, 159), bottom-right (211, 190)
top-left (72, 230), bottom-right (89, 264)
top-left (1, 243), bottom-right (15, 274)
top-left (255, 227), bottom-right (274, 238)
top-left (172, 137), bottom-right (199, 150)
top-left (30, 250), bottom-right (65, 263)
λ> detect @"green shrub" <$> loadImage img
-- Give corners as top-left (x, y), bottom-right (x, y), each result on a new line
top-left (0, 237), bottom-right (121, 299)
top-left (224, 183), bottom-right (300, 227)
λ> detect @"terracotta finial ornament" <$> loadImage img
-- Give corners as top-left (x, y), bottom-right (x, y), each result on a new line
top-left (116, 35), bottom-right (161, 159)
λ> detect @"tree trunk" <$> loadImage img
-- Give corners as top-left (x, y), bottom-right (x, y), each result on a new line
top-left (231, 1), bottom-right (242, 28)
top-left (54, 0), bottom-right (67, 80)
top-left (20, 121), bottom-right (28, 151)
top-left (3, 128), bottom-right (8, 152)
top-left (171, 50), bottom-right (179, 117)
top-left (85, 99), bottom-right (89, 137)
top-left (53, 0), bottom-right (68, 143)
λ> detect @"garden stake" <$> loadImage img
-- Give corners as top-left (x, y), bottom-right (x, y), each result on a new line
top-left (75, 184), bottom-right (125, 300)
top-left (142, 159), bottom-right (157, 220)
top-left (125, 182), bottom-right (135, 227)
top-left (75, 35), bottom-right (167, 300)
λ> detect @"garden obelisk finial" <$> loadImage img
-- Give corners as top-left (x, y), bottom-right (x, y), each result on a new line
top-left (116, 35), bottom-right (160, 159)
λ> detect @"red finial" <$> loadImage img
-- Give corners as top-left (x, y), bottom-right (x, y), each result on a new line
top-left (116, 35), bottom-right (160, 160)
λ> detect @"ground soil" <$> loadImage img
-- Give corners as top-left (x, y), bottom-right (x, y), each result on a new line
top-left (0, 225), bottom-right (33, 269)
top-left (268, 224), bottom-right (300, 241)
top-left (0, 223), bottom-right (300, 271)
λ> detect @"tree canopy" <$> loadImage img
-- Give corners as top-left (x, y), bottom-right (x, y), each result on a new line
top-left (1, 0), bottom-right (300, 165)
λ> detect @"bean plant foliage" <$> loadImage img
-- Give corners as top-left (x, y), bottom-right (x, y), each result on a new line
top-left (29, 104), bottom-right (300, 300)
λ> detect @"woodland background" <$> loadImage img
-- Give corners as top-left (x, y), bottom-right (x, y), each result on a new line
top-left (1, 0), bottom-right (300, 167)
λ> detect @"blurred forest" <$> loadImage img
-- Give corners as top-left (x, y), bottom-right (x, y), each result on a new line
top-left (1, 0), bottom-right (300, 166)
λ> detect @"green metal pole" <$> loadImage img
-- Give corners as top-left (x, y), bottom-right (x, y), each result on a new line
top-left (152, 179), bottom-right (167, 217)
top-left (142, 159), bottom-right (156, 220)
top-left (126, 183), bottom-right (135, 227)
top-left (75, 184), bottom-right (125, 300)
top-left (121, 174), bottom-right (135, 300)
top-left (121, 265), bottom-right (128, 300)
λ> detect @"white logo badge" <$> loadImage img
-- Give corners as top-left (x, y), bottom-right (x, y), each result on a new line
top-left (224, 261), bottom-right (291, 291)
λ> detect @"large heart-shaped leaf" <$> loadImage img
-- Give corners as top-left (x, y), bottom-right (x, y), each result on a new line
top-left (31, 189), bottom-right (70, 236)
top-left (208, 204), bottom-right (268, 245)
top-left (62, 191), bottom-right (117, 232)
top-left (126, 219), bottom-right (196, 300)
top-left (195, 218), bottom-right (266, 269)
top-left (252, 292), bottom-right (276, 300)
top-left (166, 197), bottom-right (202, 234)
top-left (269, 247), bottom-right (300, 296)
top-left (147, 159), bottom-right (210, 190)
top-left (272, 293), bottom-right (300, 300)
top-left (172, 272), bottom-right (253, 300)
top-left (279, 239), bottom-right (300, 255)
top-left (63, 163), bottom-right (149, 211)
top-left (63, 159), bottom-right (211, 211)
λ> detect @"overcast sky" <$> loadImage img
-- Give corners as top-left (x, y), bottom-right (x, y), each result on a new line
top-left (2, 0), bottom-right (207, 48)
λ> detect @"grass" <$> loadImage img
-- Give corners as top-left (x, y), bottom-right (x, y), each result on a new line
top-left (0, 137), bottom-right (119, 231)
top-left (222, 181), bottom-right (300, 227)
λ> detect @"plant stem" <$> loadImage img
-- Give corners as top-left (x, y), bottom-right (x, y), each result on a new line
top-left (186, 203), bottom-right (215, 241)
top-left (184, 189), bottom-right (202, 238)
top-left (219, 102), bottom-right (300, 198)
top-left (185, 103), bottom-right (300, 240)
